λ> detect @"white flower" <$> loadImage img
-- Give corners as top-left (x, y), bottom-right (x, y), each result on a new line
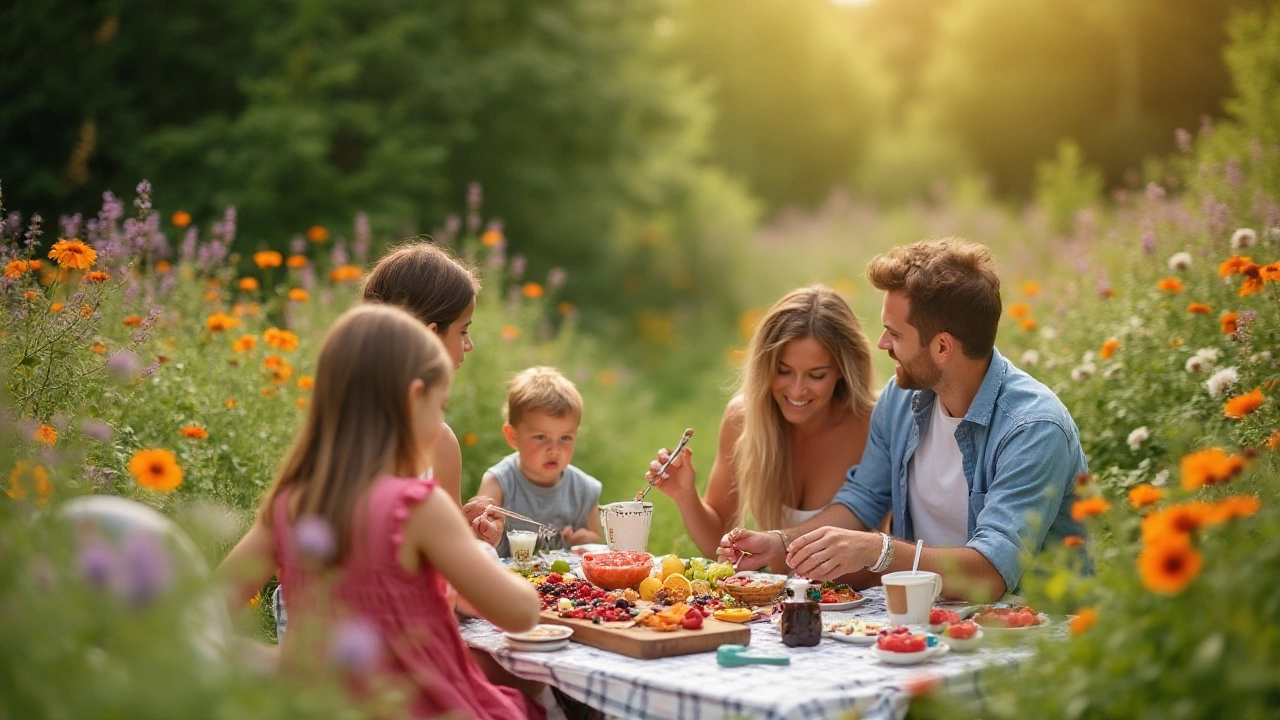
top-left (1195, 347), bottom-right (1222, 363)
top-left (1230, 228), bottom-right (1257, 250)
top-left (1129, 316), bottom-right (1143, 329)
top-left (1167, 252), bottom-right (1193, 271)
top-left (1186, 355), bottom-right (1207, 373)
top-left (1020, 349), bottom-right (1040, 366)
top-left (1269, 227), bottom-right (1280, 242)
top-left (1127, 426), bottom-right (1150, 451)
top-left (1070, 363), bottom-right (1096, 382)
top-left (1205, 366), bottom-right (1240, 397)
top-left (1152, 469), bottom-right (1170, 488)
top-left (1103, 363), bottom-right (1125, 380)
top-left (1082, 350), bottom-right (1096, 364)
top-left (1041, 327), bottom-right (1058, 341)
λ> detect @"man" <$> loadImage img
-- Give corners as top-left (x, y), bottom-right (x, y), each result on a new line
top-left (722, 238), bottom-right (1086, 601)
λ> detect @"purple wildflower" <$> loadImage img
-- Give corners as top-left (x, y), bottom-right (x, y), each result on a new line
top-left (105, 350), bottom-right (140, 383)
top-left (353, 213), bottom-right (371, 263)
top-left (60, 213), bottom-right (84, 238)
top-left (1225, 158), bottom-right (1242, 191)
top-left (81, 419), bottom-right (114, 441)
top-left (77, 539), bottom-right (117, 589)
top-left (180, 227), bottom-right (199, 263)
top-left (1141, 232), bottom-right (1156, 255)
top-left (444, 215), bottom-right (461, 237)
top-left (116, 530), bottom-right (173, 607)
top-left (141, 359), bottom-right (160, 378)
top-left (299, 265), bottom-right (315, 290)
top-left (329, 618), bottom-right (383, 671)
top-left (295, 515), bottom-right (336, 562)
top-left (1145, 183), bottom-right (1165, 202)
top-left (547, 267), bottom-right (566, 290)
top-left (4, 212), bottom-right (22, 236)
top-left (467, 182), bottom-right (482, 211)
top-left (510, 255), bottom-right (526, 280)
top-left (330, 240), bottom-right (348, 267)
top-left (290, 235), bottom-right (307, 256)
top-left (23, 213), bottom-right (42, 249)
top-left (1175, 128), bottom-right (1193, 154)
top-left (134, 180), bottom-right (153, 219)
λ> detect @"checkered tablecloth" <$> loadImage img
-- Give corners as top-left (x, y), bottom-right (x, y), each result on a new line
top-left (459, 587), bottom-right (1035, 720)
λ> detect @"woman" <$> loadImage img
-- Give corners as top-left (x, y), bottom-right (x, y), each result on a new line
top-left (647, 286), bottom-right (877, 564)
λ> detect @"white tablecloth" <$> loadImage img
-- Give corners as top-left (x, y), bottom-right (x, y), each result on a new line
top-left (459, 587), bottom-right (1033, 720)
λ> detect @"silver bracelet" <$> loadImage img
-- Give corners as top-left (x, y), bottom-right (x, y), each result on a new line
top-left (771, 529), bottom-right (789, 556)
top-left (869, 533), bottom-right (895, 573)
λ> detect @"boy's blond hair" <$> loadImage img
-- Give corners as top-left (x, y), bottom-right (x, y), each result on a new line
top-left (505, 366), bottom-right (583, 426)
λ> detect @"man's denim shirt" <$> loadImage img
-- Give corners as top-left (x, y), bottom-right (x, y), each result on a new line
top-left (833, 348), bottom-right (1087, 591)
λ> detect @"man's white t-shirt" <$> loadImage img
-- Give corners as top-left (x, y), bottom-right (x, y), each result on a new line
top-left (907, 398), bottom-right (969, 547)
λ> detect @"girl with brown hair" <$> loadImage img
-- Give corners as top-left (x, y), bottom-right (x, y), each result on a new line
top-left (646, 286), bottom-right (877, 566)
top-left (219, 304), bottom-right (544, 719)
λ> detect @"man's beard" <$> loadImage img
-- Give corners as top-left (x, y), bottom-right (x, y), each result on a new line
top-left (891, 349), bottom-right (942, 391)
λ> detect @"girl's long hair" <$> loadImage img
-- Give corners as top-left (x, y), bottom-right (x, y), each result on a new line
top-left (733, 286), bottom-right (876, 531)
top-left (260, 304), bottom-right (452, 563)
top-left (361, 241), bottom-right (480, 334)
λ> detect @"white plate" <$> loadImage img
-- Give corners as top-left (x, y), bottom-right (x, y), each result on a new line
top-left (825, 629), bottom-right (880, 646)
top-left (939, 629), bottom-right (983, 652)
top-left (504, 624), bottom-right (574, 644)
top-left (818, 596), bottom-right (868, 611)
top-left (570, 543), bottom-right (609, 555)
top-left (507, 638), bottom-right (570, 653)
top-left (873, 643), bottom-right (949, 665)
top-left (972, 612), bottom-right (1053, 633)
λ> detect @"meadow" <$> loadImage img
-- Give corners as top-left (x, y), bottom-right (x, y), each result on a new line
top-left (3, 5), bottom-right (1280, 718)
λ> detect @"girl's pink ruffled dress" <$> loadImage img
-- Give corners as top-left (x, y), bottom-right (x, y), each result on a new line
top-left (273, 476), bottom-right (544, 720)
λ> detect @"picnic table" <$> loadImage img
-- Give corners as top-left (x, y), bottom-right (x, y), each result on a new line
top-left (459, 586), bottom-right (1035, 720)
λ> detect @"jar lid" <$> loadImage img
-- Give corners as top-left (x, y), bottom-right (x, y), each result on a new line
top-left (784, 578), bottom-right (810, 603)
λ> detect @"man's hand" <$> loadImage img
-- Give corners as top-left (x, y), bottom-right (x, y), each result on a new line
top-left (715, 528), bottom-right (781, 571)
top-left (786, 527), bottom-right (880, 581)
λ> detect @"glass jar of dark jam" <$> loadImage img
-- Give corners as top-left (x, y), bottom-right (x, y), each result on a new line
top-left (781, 598), bottom-right (822, 647)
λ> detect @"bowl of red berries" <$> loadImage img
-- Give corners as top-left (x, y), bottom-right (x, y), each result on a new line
top-left (928, 607), bottom-right (962, 633)
top-left (580, 550), bottom-right (654, 590)
top-left (873, 626), bottom-right (948, 665)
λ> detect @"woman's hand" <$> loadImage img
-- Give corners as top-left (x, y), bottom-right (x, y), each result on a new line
top-left (463, 496), bottom-right (504, 546)
top-left (715, 527), bottom-right (780, 571)
top-left (645, 446), bottom-right (697, 504)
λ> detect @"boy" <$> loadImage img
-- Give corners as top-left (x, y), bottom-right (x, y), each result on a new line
top-left (478, 366), bottom-right (603, 556)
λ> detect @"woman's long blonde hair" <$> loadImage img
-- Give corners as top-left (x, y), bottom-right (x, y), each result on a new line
top-left (733, 286), bottom-right (876, 531)
top-left (260, 304), bottom-right (452, 563)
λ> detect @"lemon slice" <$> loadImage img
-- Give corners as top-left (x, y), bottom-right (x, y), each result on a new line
top-left (662, 573), bottom-right (693, 601)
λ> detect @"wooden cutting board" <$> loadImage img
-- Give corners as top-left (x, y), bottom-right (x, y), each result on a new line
top-left (538, 609), bottom-right (751, 659)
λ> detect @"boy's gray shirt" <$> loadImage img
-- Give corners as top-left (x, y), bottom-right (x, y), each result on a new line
top-left (487, 452), bottom-right (602, 557)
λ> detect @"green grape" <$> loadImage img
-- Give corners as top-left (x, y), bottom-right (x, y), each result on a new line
top-left (693, 569), bottom-right (708, 581)
top-left (707, 563), bottom-right (734, 582)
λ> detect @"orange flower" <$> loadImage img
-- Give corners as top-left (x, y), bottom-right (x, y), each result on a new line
top-left (84, 270), bottom-right (111, 283)
top-left (1007, 302), bottom-right (1031, 319)
top-left (1219, 256), bottom-right (1253, 277)
top-left (1157, 277), bottom-right (1183, 293)
top-left (155, 260), bottom-right (171, 274)
top-left (1021, 281), bottom-right (1041, 297)
top-left (224, 398), bottom-right (237, 409)
top-left (232, 302), bottom-right (260, 317)
top-left (1211, 495), bottom-right (1261, 522)
top-left (253, 251), bottom-right (283, 269)
top-left (238, 277), bottom-right (260, 291)
top-left (204, 289), bottom-right (221, 303)
top-left (4, 260), bottom-right (30, 278)
top-left (47, 239), bottom-right (97, 270)
top-left (463, 432), bottom-right (478, 447)
top-left (1180, 447), bottom-right (1245, 491)
top-left (24, 290), bottom-right (39, 301)
top-left (1100, 287), bottom-right (1117, 299)
top-left (232, 334), bottom-right (257, 352)
top-left (1220, 312), bottom-right (1237, 335)
top-left (1069, 607), bottom-right (1098, 635)
top-left (1223, 387), bottom-right (1264, 419)
top-left (1138, 534), bottom-right (1202, 595)
top-left (206, 312), bottom-right (240, 333)
top-left (29, 260), bottom-right (41, 270)
top-left (179, 424), bottom-right (209, 439)
top-left (123, 315), bottom-right (142, 327)
top-left (34, 424), bottom-right (58, 446)
top-left (79, 304), bottom-right (92, 318)
top-left (7, 461), bottom-right (52, 504)
top-left (171, 211), bottom-right (192, 228)
top-left (263, 355), bottom-right (284, 370)
top-left (522, 282), bottom-right (545, 299)
top-left (1267, 430), bottom-right (1280, 450)
top-left (1062, 535), bottom-right (1086, 549)
top-left (1099, 338), bottom-right (1120, 359)
top-left (1128, 484), bottom-right (1162, 509)
top-left (1019, 317), bottom-right (1038, 332)
top-left (296, 376), bottom-right (314, 390)
top-left (330, 265), bottom-right (362, 283)
top-left (288, 288), bottom-right (309, 302)
top-left (286, 255), bottom-right (308, 269)
top-left (91, 342), bottom-right (107, 354)
top-left (1187, 302), bottom-right (1212, 315)
top-left (1141, 502), bottom-right (1215, 543)
top-left (1261, 262), bottom-right (1280, 282)
top-left (1238, 274), bottom-right (1264, 297)
top-left (294, 397), bottom-right (308, 409)
top-left (501, 325), bottom-right (521, 341)
top-left (249, 595), bottom-right (261, 608)
top-left (558, 301), bottom-right (575, 316)
top-left (263, 328), bottom-right (300, 351)
top-left (128, 448), bottom-right (183, 492)
top-left (1071, 496), bottom-right (1110, 522)
top-left (49, 302), bottom-right (64, 313)
top-left (307, 225), bottom-right (329, 243)
top-left (481, 229), bottom-right (503, 246)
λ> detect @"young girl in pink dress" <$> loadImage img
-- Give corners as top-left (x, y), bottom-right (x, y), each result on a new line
top-left (219, 304), bottom-right (545, 719)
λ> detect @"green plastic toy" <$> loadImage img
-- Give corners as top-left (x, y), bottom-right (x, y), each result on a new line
top-left (716, 644), bottom-right (791, 667)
